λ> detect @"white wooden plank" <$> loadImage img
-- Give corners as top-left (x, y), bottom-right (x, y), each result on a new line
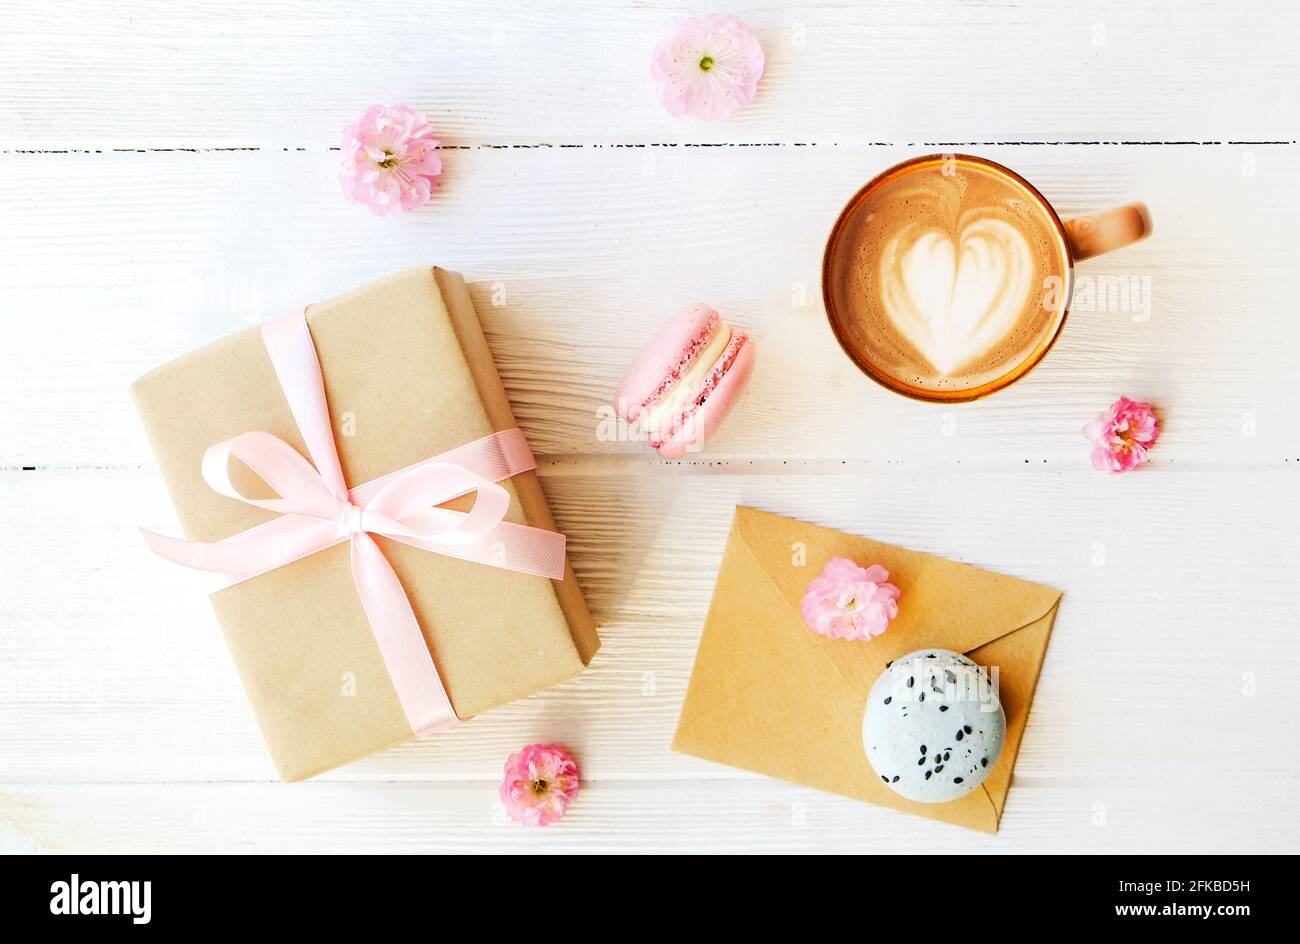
top-left (2, 144), bottom-right (1296, 466)
top-left (3, 0), bottom-right (1297, 855)
top-left (1, 0), bottom-right (1296, 147)
top-left (3, 468), bottom-right (1297, 785)
top-left (2, 777), bottom-right (1295, 854)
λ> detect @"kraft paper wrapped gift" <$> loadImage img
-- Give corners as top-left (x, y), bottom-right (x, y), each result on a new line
top-left (673, 506), bottom-right (1060, 834)
top-left (132, 267), bottom-right (598, 780)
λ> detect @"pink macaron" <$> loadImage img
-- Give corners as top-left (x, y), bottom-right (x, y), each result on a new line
top-left (614, 304), bottom-right (756, 459)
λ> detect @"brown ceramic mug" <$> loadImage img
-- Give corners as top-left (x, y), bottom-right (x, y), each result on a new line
top-left (822, 153), bottom-right (1150, 402)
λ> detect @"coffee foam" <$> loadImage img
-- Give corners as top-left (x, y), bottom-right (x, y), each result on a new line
top-left (828, 162), bottom-right (1069, 394)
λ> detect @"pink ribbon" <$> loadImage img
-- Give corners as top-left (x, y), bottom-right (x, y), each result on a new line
top-left (142, 309), bottom-right (566, 736)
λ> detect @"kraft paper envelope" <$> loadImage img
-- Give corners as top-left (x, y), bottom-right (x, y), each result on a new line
top-left (673, 506), bottom-right (1061, 834)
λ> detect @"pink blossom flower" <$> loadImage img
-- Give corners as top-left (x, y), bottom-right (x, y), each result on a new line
top-left (800, 557), bottom-right (901, 642)
top-left (499, 743), bottom-right (580, 827)
top-left (1083, 396), bottom-right (1160, 473)
top-left (650, 15), bottom-right (765, 121)
top-left (339, 104), bottom-right (442, 215)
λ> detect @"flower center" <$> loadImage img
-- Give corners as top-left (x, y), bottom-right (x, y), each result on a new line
top-left (529, 778), bottom-right (549, 795)
top-left (699, 55), bottom-right (715, 72)
top-left (377, 149), bottom-right (399, 169)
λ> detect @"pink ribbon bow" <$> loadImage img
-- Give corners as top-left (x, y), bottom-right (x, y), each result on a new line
top-left (142, 309), bottom-right (566, 736)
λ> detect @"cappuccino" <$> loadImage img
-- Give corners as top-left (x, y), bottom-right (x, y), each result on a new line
top-left (825, 156), bottom-right (1071, 398)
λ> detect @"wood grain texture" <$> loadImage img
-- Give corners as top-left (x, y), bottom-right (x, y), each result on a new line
top-left (2, 145), bottom-right (1297, 466)
top-left (1, 0), bottom-right (1297, 853)
top-left (3, 469), bottom-right (1297, 787)
top-left (2, 1), bottom-right (1297, 146)
top-left (3, 778), bottom-right (1295, 854)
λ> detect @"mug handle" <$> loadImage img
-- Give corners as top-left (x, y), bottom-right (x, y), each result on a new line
top-left (1061, 203), bottom-right (1152, 262)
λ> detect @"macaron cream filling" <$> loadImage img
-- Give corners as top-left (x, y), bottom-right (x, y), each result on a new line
top-left (642, 323), bottom-right (733, 434)
top-left (614, 303), bottom-right (755, 458)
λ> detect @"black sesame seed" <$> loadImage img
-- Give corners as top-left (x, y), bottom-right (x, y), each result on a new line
top-left (935, 764), bottom-right (944, 773)
top-left (892, 776), bottom-right (899, 783)
top-left (918, 692), bottom-right (925, 702)
top-left (917, 756), bottom-right (925, 765)
top-left (981, 757), bottom-right (988, 767)
top-left (945, 670), bottom-right (957, 684)
top-left (953, 777), bottom-right (964, 784)
top-left (956, 729), bottom-right (964, 741)
top-left (907, 676), bottom-right (914, 688)
top-left (925, 770), bottom-right (932, 780)
top-left (939, 705), bottom-right (949, 712)
top-left (920, 745), bottom-right (927, 754)
top-left (881, 775), bottom-right (888, 783)
top-left (963, 725), bottom-right (972, 734)
top-left (883, 696), bottom-right (892, 705)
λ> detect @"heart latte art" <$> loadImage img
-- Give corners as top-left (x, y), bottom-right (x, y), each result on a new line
top-left (879, 218), bottom-right (1034, 375)
top-left (827, 160), bottom-right (1070, 395)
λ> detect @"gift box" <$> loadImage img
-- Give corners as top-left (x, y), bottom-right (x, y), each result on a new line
top-left (132, 267), bottom-right (599, 780)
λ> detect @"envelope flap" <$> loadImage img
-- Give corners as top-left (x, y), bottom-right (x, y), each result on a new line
top-left (968, 598), bottom-right (1060, 826)
top-left (675, 516), bottom-right (821, 727)
top-left (734, 506), bottom-right (1062, 694)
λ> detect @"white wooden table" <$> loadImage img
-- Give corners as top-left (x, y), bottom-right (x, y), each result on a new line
top-left (2, 0), bottom-right (1297, 854)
